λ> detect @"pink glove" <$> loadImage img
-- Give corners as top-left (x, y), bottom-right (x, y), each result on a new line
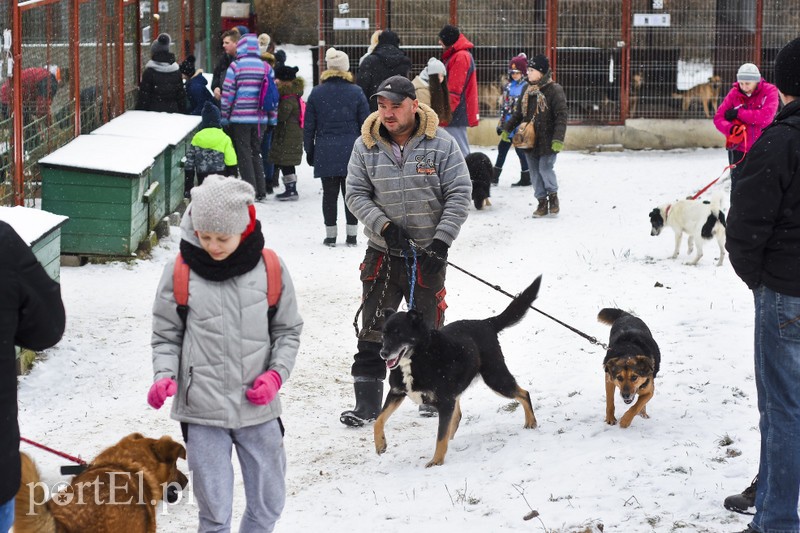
top-left (246, 370), bottom-right (282, 406)
top-left (148, 378), bottom-right (177, 409)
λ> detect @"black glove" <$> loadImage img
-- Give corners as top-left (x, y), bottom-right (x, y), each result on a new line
top-left (496, 125), bottom-right (503, 136)
top-left (420, 239), bottom-right (449, 277)
top-left (724, 107), bottom-right (739, 121)
top-left (381, 222), bottom-right (411, 253)
top-left (306, 153), bottom-right (314, 167)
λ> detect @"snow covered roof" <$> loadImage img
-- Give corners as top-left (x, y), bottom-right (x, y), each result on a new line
top-left (0, 206), bottom-right (68, 246)
top-left (91, 110), bottom-right (202, 146)
top-left (38, 134), bottom-right (168, 175)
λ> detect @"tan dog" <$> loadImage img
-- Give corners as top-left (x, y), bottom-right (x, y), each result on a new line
top-left (15, 433), bottom-right (187, 533)
top-left (478, 75), bottom-right (504, 117)
top-left (629, 72), bottom-right (644, 117)
top-left (680, 75), bottom-right (722, 117)
top-left (598, 308), bottom-right (661, 428)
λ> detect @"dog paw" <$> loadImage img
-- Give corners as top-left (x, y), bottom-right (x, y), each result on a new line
top-left (425, 457), bottom-right (444, 468)
top-left (375, 437), bottom-right (387, 455)
top-left (619, 416), bottom-right (633, 428)
top-left (639, 412), bottom-right (650, 419)
top-left (605, 416), bottom-right (617, 425)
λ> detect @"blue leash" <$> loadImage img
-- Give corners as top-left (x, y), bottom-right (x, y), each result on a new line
top-left (403, 247), bottom-right (418, 310)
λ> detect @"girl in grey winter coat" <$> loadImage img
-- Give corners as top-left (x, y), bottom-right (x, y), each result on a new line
top-left (149, 175), bottom-right (303, 533)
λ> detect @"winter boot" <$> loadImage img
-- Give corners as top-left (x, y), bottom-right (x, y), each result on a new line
top-left (512, 170), bottom-right (531, 187)
top-left (548, 192), bottom-right (560, 216)
top-left (533, 197), bottom-right (549, 218)
top-left (345, 224), bottom-right (358, 246)
top-left (491, 166), bottom-right (501, 185)
top-left (724, 476), bottom-right (757, 515)
top-left (340, 378), bottom-right (384, 427)
top-left (323, 225), bottom-right (337, 247)
top-left (276, 175), bottom-right (298, 201)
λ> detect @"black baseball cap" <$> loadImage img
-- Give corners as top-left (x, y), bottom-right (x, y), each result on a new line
top-left (372, 75), bottom-right (416, 103)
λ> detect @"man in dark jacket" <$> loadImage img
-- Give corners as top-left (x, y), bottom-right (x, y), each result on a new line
top-left (356, 30), bottom-right (412, 113)
top-left (0, 221), bottom-right (65, 530)
top-left (136, 33), bottom-right (188, 113)
top-left (724, 37), bottom-right (800, 533)
top-left (211, 29), bottom-right (241, 100)
top-left (505, 54), bottom-right (568, 217)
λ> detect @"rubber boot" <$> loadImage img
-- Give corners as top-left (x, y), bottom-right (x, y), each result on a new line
top-left (548, 192), bottom-right (560, 216)
top-left (491, 166), bottom-right (501, 185)
top-left (511, 170), bottom-right (531, 187)
top-left (340, 378), bottom-right (384, 427)
top-left (323, 225), bottom-right (337, 247)
top-left (345, 224), bottom-right (358, 246)
top-left (276, 176), bottom-right (298, 201)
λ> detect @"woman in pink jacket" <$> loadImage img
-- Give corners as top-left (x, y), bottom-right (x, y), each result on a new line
top-left (713, 63), bottom-right (779, 191)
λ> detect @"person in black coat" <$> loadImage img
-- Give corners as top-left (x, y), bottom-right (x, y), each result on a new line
top-left (180, 55), bottom-right (214, 116)
top-left (304, 47), bottom-right (370, 246)
top-left (136, 33), bottom-right (188, 113)
top-left (211, 29), bottom-right (241, 100)
top-left (0, 221), bottom-right (65, 530)
top-left (356, 30), bottom-right (412, 112)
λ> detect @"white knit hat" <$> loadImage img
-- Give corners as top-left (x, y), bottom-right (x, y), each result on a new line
top-left (325, 47), bottom-right (350, 72)
top-left (737, 63), bottom-right (761, 82)
top-left (258, 33), bottom-right (271, 54)
top-left (420, 57), bottom-right (446, 83)
top-left (190, 175), bottom-right (254, 235)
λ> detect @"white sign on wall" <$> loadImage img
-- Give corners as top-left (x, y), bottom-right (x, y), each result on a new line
top-left (333, 18), bottom-right (369, 30)
top-left (633, 13), bottom-right (670, 27)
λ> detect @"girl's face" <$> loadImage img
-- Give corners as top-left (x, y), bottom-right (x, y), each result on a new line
top-left (738, 80), bottom-right (758, 95)
top-left (510, 70), bottom-right (523, 81)
top-left (527, 67), bottom-right (543, 83)
top-left (197, 231), bottom-right (241, 261)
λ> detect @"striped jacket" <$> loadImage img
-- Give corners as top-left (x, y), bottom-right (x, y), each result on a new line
top-left (220, 34), bottom-right (269, 125)
top-left (345, 103), bottom-right (471, 254)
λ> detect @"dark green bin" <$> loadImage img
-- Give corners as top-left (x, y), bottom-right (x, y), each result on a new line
top-left (39, 134), bottom-right (169, 256)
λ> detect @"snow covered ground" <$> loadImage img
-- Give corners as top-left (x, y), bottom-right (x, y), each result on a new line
top-left (15, 46), bottom-right (760, 533)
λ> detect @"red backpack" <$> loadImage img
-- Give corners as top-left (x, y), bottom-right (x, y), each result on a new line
top-left (173, 248), bottom-right (282, 324)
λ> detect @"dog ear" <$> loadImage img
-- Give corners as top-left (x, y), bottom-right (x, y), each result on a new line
top-left (381, 308), bottom-right (395, 320)
top-left (407, 309), bottom-right (424, 326)
top-left (634, 355), bottom-right (654, 376)
top-left (152, 437), bottom-right (187, 462)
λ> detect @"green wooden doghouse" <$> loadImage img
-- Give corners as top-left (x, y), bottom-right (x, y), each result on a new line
top-left (0, 206), bottom-right (68, 374)
top-left (39, 134), bottom-right (171, 257)
top-left (92, 111), bottom-right (201, 213)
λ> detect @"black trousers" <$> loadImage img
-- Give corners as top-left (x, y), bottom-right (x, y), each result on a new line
top-left (728, 149), bottom-right (745, 193)
top-left (352, 247), bottom-right (447, 379)
top-left (229, 124), bottom-right (266, 196)
top-left (321, 176), bottom-right (357, 227)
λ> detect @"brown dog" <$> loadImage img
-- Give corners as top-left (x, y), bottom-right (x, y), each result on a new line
top-left (680, 75), bottom-right (722, 117)
top-left (15, 433), bottom-right (187, 533)
top-left (598, 308), bottom-right (661, 428)
top-left (629, 71), bottom-right (644, 118)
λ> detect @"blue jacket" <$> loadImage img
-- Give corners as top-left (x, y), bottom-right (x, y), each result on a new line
top-left (185, 72), bottom-right (215, 116)
top-left (499, 77), bottom-right (527, 137)
top-left (304, 70), bottom-right (370, 178)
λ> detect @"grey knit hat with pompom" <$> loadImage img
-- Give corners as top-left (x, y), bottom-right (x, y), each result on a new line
top-left (190, 175), bottom-right (254, 235)
top-left (151, 33), bottom-right (172, 56)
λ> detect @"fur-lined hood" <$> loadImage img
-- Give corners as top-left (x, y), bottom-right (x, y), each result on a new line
top-left (320, 69), bottom-right (354, 83)
top-left (360, 102), bottom-right (439, 149)
top-left (278, 76), bottom-right (305, 97)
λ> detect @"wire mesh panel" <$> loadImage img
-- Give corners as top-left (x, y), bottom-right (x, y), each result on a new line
top-left (0, 3), bottom-right (11, 205)
top-left (761, 0), bottom-right (800, 83)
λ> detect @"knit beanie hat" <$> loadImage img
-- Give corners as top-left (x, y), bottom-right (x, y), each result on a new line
top-left (190, 175), bottom-right (254, 235)
top-left (527, 54), bottom-right (550, 74)
top-left (775, 37), bottom-right (800, 97)
top-left (274, 64), bottom-right (298, 81)
top-left (509, 53), bottom-right (528, 73)
top-left (736, 63), bottom-right (761, 82)
top-left (439, 25), bottom-right (460, 47)
top-left (325, 47), bottom-right (350, 72)
top-left (235, 25), bottom-right (249, 36)
top-left (200, 101), bottom-right (221, 129)
top-left (378, 29), bottom-right (400, 47)
top-left (151, 33), bottom-right (171, 56)
top-left (258, 33), bottom-right (271, 54)
top-left (274, 50), bottom-right (287, 66)
top-left (179, 55), bottom-right (196, 77)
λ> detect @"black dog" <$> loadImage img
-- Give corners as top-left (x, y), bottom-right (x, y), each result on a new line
top-left (374, 275), bottom-right (542, 467)
top-left (465, 152), bottom-right (493, 210)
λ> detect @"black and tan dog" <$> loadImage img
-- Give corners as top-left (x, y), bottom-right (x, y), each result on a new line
top-left (15, 433), bottom-right (187, 533)
top-left (374, 276), bottom-right (541, 467)
top-left (465, 152), bottom-right (493, 210)
top-left (598, 308), bottom-right (661, 428)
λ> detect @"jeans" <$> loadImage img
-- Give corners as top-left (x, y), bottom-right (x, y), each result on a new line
top-left (750, 285), bottom-right (800, 533)
top-left (0, 497), bottom-right (12, 532)
top-left (494, 139), bottom-right (529, 171)
top-left (260, 129), bottom-right (274, 187)
top-left (443, 125), bottom-right (470, 156)
top-left (523, 152), bottom-right (558, 200)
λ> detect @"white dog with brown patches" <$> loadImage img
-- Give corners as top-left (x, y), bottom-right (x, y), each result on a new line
top-left (648, 193), bottom-right (727, 266)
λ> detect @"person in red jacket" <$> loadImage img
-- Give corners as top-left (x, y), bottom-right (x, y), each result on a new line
top-left (438, 25), bottom-right (478, 156)
top-left (713, 63), bottom-right (779, 192)
top-left (0, 65), bottom-right (60, 122)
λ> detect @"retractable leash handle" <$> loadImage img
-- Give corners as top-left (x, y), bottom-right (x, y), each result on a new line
top-left (409, 241), bottom-right (608, 350)
top-left (20, 436), bottom-right (89, 475)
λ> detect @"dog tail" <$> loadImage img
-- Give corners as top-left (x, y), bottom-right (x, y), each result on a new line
top-left (489, 275), bottom-right (542, 332)
top-left (15, 452), bottom-right (58, 532)
top-left (597, 307), bottom-right (628, 325)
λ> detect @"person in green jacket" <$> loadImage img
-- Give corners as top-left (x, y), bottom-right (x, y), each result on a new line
top-left (184, 101), bottom-right (238, 198)
top-left (269, 65), bottom-right (305, 201)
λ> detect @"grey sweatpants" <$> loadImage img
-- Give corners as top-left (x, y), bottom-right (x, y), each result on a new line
top-left (187, 419), bottom-right (286, 533)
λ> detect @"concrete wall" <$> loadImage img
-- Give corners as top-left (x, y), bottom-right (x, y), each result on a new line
top-left (467, 119), bottom-right (726, 151)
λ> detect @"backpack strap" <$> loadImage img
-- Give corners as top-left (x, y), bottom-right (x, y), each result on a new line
top-left (173, 253), bottom-right (190, 324)
top-left (262, 248), bottom-right (281, 310)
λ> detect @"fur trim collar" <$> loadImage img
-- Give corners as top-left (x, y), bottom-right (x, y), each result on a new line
top-left (320, 69), bottom-right (354, 83)
top-left (278, 77), bottom-right (305, 96)
top-left (360, 102), bottom-right (439, 149)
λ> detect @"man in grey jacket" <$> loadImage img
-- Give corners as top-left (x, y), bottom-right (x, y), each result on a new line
top-left (342, 75), bottom-right (472, 426)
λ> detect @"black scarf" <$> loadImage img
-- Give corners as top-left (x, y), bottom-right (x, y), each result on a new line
top-left (179, 221), bottom-right (265, 282)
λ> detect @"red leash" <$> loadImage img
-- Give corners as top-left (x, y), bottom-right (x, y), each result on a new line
top-left (20, 436), bottom-right (88, 466)
top-left (690, 128), bottom-right (747, 200)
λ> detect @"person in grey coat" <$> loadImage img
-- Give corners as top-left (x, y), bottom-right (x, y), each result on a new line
top-left (341, 75), bottom-right (471, 426)
top-left (149, 175), bottom-right (303, 533)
